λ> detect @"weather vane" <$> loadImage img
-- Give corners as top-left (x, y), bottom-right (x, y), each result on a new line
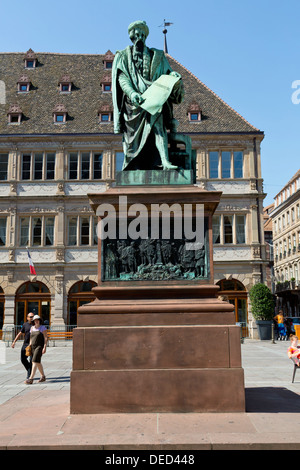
top-left (159, 19), bottom-right (173, 54)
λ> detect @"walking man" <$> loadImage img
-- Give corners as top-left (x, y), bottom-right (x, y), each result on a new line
top-left (11, 312), bottom-right (34, 380)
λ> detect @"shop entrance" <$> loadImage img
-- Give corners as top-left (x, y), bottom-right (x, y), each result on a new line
top-left (216, 279), bottom-right (248, 337)
top-left (15, 281), bottom-right (51, 326)
top-left (68, 281), bottom-right (96, 326)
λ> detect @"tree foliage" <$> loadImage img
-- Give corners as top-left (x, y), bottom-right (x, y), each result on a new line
top-left (249, 283), bottom-right (275, 321)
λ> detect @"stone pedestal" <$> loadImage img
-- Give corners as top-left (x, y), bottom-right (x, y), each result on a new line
top-left (70, 184), bottom-right (245, 413)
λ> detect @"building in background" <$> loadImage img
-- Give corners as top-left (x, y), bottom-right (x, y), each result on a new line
top-left (0, 49), bottom-right (266, 338)
top-left (271, 169), bottom-right (300, 316)
top-left (263, 203), bottom-right (275, 292)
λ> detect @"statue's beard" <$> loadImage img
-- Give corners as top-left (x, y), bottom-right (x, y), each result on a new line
top-left (133, 39), bottom-right (144, 52)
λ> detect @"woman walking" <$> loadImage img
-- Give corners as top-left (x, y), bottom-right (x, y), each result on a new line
top-left (25, 315), bottom-right (48, 384)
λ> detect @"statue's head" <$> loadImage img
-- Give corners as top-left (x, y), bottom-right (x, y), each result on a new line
top-left (128, 20), bottom-right (149, 46)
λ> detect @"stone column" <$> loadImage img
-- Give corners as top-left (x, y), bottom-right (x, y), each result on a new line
top-left (51, 273), bottom-right (65, 328)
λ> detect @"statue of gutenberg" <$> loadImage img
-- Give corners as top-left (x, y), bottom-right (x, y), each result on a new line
top-left (112, 20), bottom-right (184, 171)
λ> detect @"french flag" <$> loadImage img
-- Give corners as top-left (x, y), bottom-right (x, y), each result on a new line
top-left (26, 248), bottom-right (36, 275)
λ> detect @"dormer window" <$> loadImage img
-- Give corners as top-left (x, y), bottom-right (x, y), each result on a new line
top-left (103, 50), bottom-right (114, 70)
top-left (58, 74), bottom-right (72, 93)
top-left (53, 104), bottom-right (67, 123)
top-left (7, 104), bottom-right (23, 124)
top-left (17, 74), bottom-right (31, 93)
top-left (24, 49), bottom-right (37, 69)
top-left (98, 105), bottom-right (113, 123)
top-left (188, 103), bottom-right (202, 122)
top-left (101, 74), bottom-right (112, 92)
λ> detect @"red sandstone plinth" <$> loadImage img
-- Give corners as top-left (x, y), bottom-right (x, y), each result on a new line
top-left (70, 185), bottom-right (245, 413)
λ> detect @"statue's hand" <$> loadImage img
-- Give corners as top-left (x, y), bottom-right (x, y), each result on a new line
top-left (170, 71), bottom-right (181, 79)
top-left (131, 92), bottom-right (145, 106)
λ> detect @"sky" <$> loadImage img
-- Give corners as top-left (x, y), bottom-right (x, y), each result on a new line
top-left (0, 0), bottom-right (299, 207)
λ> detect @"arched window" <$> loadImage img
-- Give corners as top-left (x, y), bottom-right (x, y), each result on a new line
top-left (68, 281), bottom-right (96, 325)
top-left (0, 286), bottom-right (4, 337)
top-left (15, 281), bottom-right (51, 326)
top-left (216, 279), bottom-right (248, 336)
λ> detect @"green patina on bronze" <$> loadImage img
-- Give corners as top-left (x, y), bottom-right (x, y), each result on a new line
top-left (112, 20), bottom-right (193, 175)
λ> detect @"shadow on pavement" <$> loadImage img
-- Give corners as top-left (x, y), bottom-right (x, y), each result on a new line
top-left (245, 387), bottom-right (300, 413)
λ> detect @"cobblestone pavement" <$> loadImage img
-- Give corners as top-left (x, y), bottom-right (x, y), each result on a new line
top-left (0, 341), bottom-right (72, 405)
top-left (0, 338), bottom-right (300, 450)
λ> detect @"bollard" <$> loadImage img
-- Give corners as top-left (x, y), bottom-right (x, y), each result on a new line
top-left (271, 321), bottom-right (276, 344)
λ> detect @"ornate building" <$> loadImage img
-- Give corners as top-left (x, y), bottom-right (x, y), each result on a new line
top-left (0, 49), bottom-right (266, 338)
top-left (271, 169), bottom-right (300, 315)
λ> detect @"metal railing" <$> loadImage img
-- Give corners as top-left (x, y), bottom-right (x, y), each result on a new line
top-left (1, 324), bottom-right (77, 345)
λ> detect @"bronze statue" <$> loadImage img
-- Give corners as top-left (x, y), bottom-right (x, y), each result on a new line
top-left (112, 20), bottom-right (184, 171)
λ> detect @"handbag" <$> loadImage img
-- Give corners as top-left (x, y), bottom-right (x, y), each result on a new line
top-left (25, 345), bottom-right (32, 357)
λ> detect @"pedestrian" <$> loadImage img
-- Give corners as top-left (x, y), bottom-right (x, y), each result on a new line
top-left (25, 315), bottom-right (48, 384)
top-left (274, 310), bottom-right (285, 340)
top-left (284, 317), bottom-right (295, 339)
top-left (287, 335), bottom-right (300, 365)
top-left (11, 312), bottom-right (34, 381)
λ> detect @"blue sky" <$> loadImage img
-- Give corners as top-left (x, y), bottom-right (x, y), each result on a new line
top-left (1, 0), bottom-right (299, 206)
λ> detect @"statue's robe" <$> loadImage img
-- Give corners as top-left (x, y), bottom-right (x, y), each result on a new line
top-left (112, 45), bottom-right (183, 170)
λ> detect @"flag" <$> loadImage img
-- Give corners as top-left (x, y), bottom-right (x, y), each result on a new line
top-left (26, 248), bottom-right (36, 275)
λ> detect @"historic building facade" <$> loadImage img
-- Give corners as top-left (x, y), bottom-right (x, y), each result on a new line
top-left (0, 49), bottom-right (266, 338)
top-left (271, 169), bottom-right (300, 316)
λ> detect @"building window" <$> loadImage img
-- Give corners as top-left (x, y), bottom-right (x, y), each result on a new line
top-left (221, 151), bottom-right (231, 178)
top-left (236, 215), bottom-right (246, 244)
top-left (21, 153), bottom-right (56, 180)
top-left (187, 103), bottom-right (201, 122)
top-left (101, 74), bottom-right (112, 93)
top-left (68, 280), bottom-right (97, 326)
top-left (0, 218), bottom-right (7, 246)
top-left (67, 215), bottom-right (98, 246)
top-left (212, 215), bottom-right (220, 244)
top-left (99, 112), bottom-right (113, 122)
top-left (15, 281), bottom-right (50, 326)
top-left (209, 151), bottom-right (219, 178)
top-left (0, 154), bottom-right (8, 180)
top-left (7, 104), bottom-right (23, 124)
top-left (104, 61), bottom-right (113, 69)
top-left (98, 104), bottom-right (113, 123)
top-left (58, 75), bottom-right (72, 93)
top-left (68, 152), bottom-right (103, 180)
top-left (53, 104), bottom-right (67, 123)
top-left (115, 152), bottom-right (124, 173)
top-left (224, 215), bottom-right (233, 243)
top-left (19, 216), bottom-right (55, 247)
top-left (93, 153), bottom-right (103, 179)
top-left (212, 214), bottom-right (246, 245)
top-left (190, 112), bottom-right (201, 121)
top-left (24, 49), bottom-right (37, 69)
top-left (233, 151), bottom-right (243, 178)
top-left (17, 74), bottom-right (31, 93)
top-left (103, 50), bottom-right (114, 70)
top-left (208, 150), bottom-right (244, 179)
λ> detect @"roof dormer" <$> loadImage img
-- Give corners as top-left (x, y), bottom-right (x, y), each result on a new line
top-left (24, 49), bottom-right (37, 69)
top-left (53, 104), bottom-right (68, 123)
top-left (98, 104), bottom-right (113, 122)
top-left (17, 74), bottom-right (31, 93)
top-left (58, 74), bottom-right (73, 93)
top-left (187, 102), bottom-right (202, 122)
top-left (100, 74), bottom-right (112, 92)
top-left (7, 104), bottom-right (23, 124)
top-left (103, 50), bottom-right (114, 70)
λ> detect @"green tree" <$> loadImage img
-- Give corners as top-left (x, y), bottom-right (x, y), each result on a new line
top-left (249, 283), bottom-right (275, 321)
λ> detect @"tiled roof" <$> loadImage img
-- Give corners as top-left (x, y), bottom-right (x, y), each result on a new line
top-left (0, 50), bottom-right (262, 136)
